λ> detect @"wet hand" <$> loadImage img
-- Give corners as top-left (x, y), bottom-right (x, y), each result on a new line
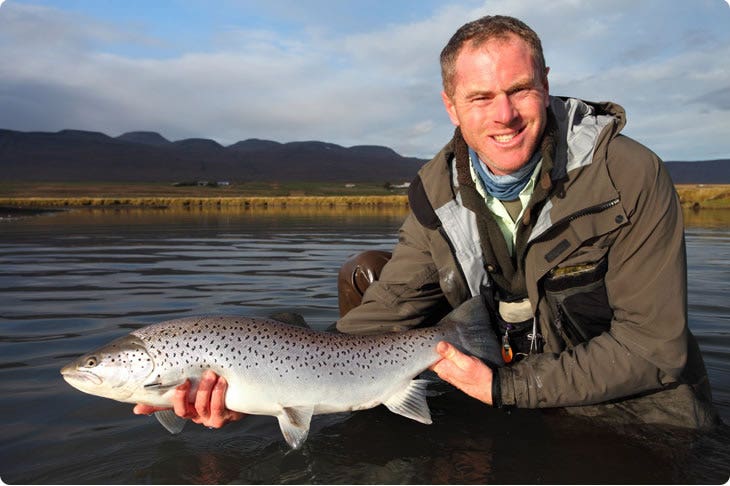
top-left (133, 370), bottom-right (246, 428)
top-left (430, 341), bottom-right (493, 405)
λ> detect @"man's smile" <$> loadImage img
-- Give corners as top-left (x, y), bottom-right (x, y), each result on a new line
top-left (491, 125), bottom-right (525, 145)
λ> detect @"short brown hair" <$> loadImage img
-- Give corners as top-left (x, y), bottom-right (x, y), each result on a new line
top-left (440, 15), bottom-right (546, 96)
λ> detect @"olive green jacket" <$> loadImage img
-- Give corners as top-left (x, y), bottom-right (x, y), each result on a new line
top-left (337, 97), bottom-right (717, 429)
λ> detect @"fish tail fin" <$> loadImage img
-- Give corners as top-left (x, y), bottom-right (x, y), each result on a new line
top-left (440, 295), bottom-right (504, 368)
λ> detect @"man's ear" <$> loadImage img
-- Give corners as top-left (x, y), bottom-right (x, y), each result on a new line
top-left (441, 91), bottom-right (460, 127)
top-left (542, 66), bottom-right (550, 107)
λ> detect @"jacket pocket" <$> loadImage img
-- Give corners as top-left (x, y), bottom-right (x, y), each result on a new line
top-left (543, 257), bottom-right (613, 346)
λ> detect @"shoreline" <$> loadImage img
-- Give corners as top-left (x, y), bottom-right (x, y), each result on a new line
top-left (1, 184), bottom-right (728, 210)
top-left (0, 195), bottom-right (410, 210)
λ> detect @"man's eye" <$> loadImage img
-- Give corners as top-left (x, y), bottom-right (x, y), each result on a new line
top-left (509, 88), bottom-right (533, 101)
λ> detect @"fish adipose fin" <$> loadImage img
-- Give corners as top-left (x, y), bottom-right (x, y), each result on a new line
top-left (383, 379), bottom-right (432, 425)
top-left (277, 405), bottom-right (314, 449)
top-left (154, 409), bottom-right (187, 434)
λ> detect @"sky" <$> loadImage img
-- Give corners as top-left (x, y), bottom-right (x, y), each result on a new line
top-left (0, 0), bottom-right (729, 161)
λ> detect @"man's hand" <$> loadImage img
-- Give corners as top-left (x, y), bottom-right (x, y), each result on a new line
top-left (430, 341), bottom-right (493, 405)
top-left (133, 370), bottom-right (246, 428)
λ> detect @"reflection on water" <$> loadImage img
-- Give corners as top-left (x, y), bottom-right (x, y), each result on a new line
top-left (683, 207), bottom-right (730, 228)
top-left (0, 207), bottom-right (729, 484)
top-left (1, 203), bottom-right (411, 223)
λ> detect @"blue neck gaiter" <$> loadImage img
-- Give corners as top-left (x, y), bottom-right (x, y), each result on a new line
top-left (469, 147), bottom-right (540, 201)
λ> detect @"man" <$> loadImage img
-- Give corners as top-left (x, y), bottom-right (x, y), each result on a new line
top-left (135, 15), bottom-right (718, 429)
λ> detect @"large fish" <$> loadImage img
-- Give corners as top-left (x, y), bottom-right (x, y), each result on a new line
top-left (61, 296), bottom-right (501, 449)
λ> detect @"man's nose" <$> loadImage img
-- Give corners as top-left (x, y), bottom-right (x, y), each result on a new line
top-left (492, 92), bottom-right (518, 124)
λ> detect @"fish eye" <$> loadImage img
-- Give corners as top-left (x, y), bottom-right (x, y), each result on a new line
top-left (84, 356), bottom-right (98, 368)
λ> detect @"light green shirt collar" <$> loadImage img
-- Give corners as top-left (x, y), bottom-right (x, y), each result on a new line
top-left (468, 155), bottom-right (543, 256)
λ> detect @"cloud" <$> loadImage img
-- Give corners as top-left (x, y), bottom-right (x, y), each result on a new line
top-left (692, 86), bottom-right (730, 112)
top-left (0, 1), bottom-right (473, 156)
top-left (0, 0), bottom-right (729, 161)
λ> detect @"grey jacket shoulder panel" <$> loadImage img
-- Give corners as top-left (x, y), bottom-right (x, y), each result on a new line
top-left (549, 97), bottom-right (624, 177)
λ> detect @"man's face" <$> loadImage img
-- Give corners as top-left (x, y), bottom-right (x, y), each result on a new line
top-left (442, 35), bottom-right (550, 175)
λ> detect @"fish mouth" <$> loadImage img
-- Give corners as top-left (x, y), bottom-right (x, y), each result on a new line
top-left (61, 365), bottom-right (102, 386)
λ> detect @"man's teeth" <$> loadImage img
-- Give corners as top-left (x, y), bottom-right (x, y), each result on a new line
top-left (493, 133), bottom-right (516, 143)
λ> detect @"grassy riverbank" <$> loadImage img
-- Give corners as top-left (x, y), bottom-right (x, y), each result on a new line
top-left (675, 184), bottom-right (730, 209)
top-left (1, 182), bottom-right (729, 209)
top-left (0, 182), bottom-right (409, 209)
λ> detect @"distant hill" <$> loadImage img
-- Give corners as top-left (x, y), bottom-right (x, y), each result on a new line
top-left (663, 159), bottom-right (730, 184)
top-left (117, 131), bottom-right (171, 146)
top-left (0, 128), bottom-right (727, 184)
top-left (0, 129), bottom-right (425, 183)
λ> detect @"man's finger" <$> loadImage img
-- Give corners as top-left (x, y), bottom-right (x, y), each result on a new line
top-left (194, 370), bottom-right (218, 418)
top-left (431, 357), bottom-right (459, 379)
top-left (133, 403), bottom-right (166, 415)
top-left (208, 376), bottom-right (228, 427)
top-left (172, 379), bottom-right (193, 418)
top-left (435, 341), bottom-right (475, 370)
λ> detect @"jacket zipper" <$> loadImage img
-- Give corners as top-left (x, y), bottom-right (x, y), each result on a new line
top-left (530, 198), bottom-right (621, 244)
top-left (561, 198), bottom-right (620, 225)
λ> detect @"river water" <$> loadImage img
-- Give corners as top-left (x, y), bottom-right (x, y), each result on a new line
top-left (0, 206), bottom-right (728, 484)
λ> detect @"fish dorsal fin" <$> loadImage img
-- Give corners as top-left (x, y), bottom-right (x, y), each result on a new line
top-left (383, 379), bottom-right (433, 425)
top-left (276, 405), bottom-right (314, 449)
top-left (154, 409), bottom-right (187, 434)
top-left (268, 312), bottom-right (310, 328)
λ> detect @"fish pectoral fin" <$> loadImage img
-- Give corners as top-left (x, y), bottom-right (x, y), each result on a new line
top-left (276, 405), bottom-right (314, 450)
top-left (383, 379), bottom-right (433, 425)
top-left (154, 410), bottom-right (187, 434)
top-left (143, 379), bottom-right (185, 390)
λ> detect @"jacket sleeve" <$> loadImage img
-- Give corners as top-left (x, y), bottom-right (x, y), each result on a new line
top-left (336, 212), bottom-right (452, 335)
top-left (499, 137), bottom-right (690, 408)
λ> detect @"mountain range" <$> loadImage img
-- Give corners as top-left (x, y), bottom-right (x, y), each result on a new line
top-left (0, 129), bottom-right (423, 183)
top-left (0, 128), bottom-right (728, 184)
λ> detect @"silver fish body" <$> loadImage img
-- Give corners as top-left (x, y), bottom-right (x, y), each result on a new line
top-left (61, 296), bottom-right (501, 448)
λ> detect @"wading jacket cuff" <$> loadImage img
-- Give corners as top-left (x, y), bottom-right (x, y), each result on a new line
top-left (492, 368), bottom-right (503, 408)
